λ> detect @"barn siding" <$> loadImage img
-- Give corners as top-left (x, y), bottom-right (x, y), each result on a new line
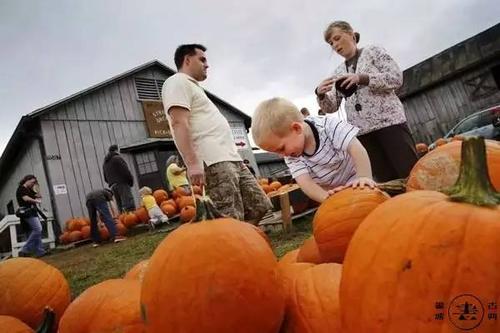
top-left (402, 59), bottom-right (500, 143)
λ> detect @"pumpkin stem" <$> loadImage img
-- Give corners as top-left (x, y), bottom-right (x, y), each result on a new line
top-left (445, 137), bottom-right (500, 206)
top-left (36, 307), bottom-right (55, 333)
top-left (193, 197), bottom-right (224, 223)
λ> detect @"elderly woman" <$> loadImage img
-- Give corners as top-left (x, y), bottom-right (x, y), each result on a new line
top-left (16, 175), bottom-right (46, 257)
top-left (315, 21), bottom-right (418, 182)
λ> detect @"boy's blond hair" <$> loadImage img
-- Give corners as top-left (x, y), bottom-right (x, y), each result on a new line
top-left (252, 97), bottom-right (303, 146)
top-left (139, 186), bottom-right (153, 196)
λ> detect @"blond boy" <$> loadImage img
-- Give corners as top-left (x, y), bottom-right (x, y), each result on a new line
top-left (252, 97), bottom-right (376, 203)
top-left (139, 186), bottom-right (169, 228)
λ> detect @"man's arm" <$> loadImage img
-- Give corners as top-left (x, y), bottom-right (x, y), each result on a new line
top-left (169, 106), bottom-right (204, 185)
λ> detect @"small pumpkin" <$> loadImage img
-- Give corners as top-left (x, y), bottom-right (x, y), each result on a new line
top-left (261, 184), bottom-right (272, 193)
top-left (140, 196), bottom-right (285, 333)
top-left (58, 279), bottom-right (145, 333)
top-left (80, 226), bottom-right (91, 239)
top-left (178, 196), bottom-right (195, 210)
top-left (434, 137), bottom-right (448, 147)
top-left (0, 258), bottom-right (70, 330)
top-left (134, 207), bottom-right (149, 224)
top-left (99, 224), bottom-right (110, 241)
top-left (122, 212), bottom-right (139, 228)
top-left (296, 236), bottom-right (322, 264)
top-left (415, 142), bottom-right (428, 154)
top-left (160, 203), bottom-right (177, 217)
top-left (59, 232), bottom-right (70, 245)
top-left (313, 188), bottom-right (389, 263)
top-left (179, 206), bottom-right (196, 223)
top-left (269, 181), bottom-right (282, 191)
top-left (68, 230), bottom-right (83, 243)
top-left (115, 222), bottom-right (128, 236)
top-left (153, 189), bottom-right (169, 205)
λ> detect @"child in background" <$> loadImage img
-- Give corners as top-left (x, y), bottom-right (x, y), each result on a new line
top-left (252, 97), bottom-right (376, 203)
top-left (139, 186), bottom-right (169, 229)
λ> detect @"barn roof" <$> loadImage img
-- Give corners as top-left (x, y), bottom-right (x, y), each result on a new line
top-left (399, 23), bottom-right (500, 99)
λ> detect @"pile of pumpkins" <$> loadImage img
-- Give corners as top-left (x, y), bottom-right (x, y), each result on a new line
top-left (1, 137), bottom-right (499, 332)
top-left (58, 216), bottom-right (128, 245)
top-left (258, 178), bottom-right (298, 197)
top-left (415, 134), bottom-right (467, 156)
top-left (58, 186), bottom-right (204, 245)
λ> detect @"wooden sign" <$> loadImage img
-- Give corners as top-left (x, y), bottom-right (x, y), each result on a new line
top-left (142, 101), bottom-right (171, 138)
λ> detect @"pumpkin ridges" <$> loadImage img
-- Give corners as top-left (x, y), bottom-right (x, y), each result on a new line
top-left (0, 258), bottom-right (70, 330)
top-left (340, 138), bottom-right (500, 332)
top-left (296, 236), bottom-right (322, 264)
top-left (141, 216), bottom-right (284, 332)
top-left (59, 279), bottom-right (144, 333)
top-left (407, 140), bottom-right (500, 192)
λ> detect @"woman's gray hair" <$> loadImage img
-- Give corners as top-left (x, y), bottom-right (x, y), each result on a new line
top-left (324, 21), bottom-right (360, 44)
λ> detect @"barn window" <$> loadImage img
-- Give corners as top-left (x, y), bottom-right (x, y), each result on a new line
top-left (135, 78), bottom-right (165, 101)
top-left (135, 151), bottom-right (158, 175)
top-left (491, 64), bottom-right (500, 90)
top-left (463, 71), bottom-right (498, 101)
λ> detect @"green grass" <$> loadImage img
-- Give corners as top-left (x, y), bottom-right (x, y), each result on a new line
top-left (43, 217), bottom-right (313, 298)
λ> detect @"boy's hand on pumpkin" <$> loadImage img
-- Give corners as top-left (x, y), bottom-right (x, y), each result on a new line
top-left (349, 177), bottom-right (377, 189)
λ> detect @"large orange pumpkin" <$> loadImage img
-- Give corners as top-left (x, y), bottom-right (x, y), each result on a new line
top-left (124, 260), bottom-right (149, 282)
top-left (0, 258), bottom-right (70, 330)
top-left (59, 279), bottom-right (145, 333)
top-left (282, 264), bottom-right (342, 333)
top-left (140, 197), bottom-right (285, 333)
top-left (296, 236), bottom-right (322, 264)
top-left (134, 207), bottom-right (149, 224)
top-left (407, 139), bottom-right (500, 192)
top-left (248, 224), bottom-right (272, 249)
top-left (153, 189), bottom-right (168, 205)
top-left (313, 188), bottom-right (389, 263)
top-left (340, 137), bottom-right (500, 332)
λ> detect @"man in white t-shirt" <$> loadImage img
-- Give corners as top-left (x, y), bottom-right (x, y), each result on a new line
top-left (162, 44), bottom-right (272, 223)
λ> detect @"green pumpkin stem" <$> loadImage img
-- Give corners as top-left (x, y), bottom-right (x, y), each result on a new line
top-left (445, 137), bottom-right (500, 206)
top-left (36, 307), bottom-right (55, 333)
top-left (193, 197), bottom-right (224, 223)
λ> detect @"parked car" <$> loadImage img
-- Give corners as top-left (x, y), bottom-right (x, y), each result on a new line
top-left (429, 104), bottom-right (500, 150)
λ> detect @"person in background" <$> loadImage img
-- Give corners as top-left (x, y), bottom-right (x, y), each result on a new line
top-left (85, 188), bottom-right (126, 247)
top-left (17, 175), bottom-right (46, 257)
top-left (162, 43), bottom-right (272, 224)
top-left (252, 97), bottom-right (375, 203)
top-left (165, 154), bottom-right (191, 194)
top-left (139, 186), bottom-right (169, 229)
top-left (103, 144), bottom-right (135, 212)
top-left (300, 107), bottom-right (310, 117)
top-left (315, 20), bottom-right (418, 182)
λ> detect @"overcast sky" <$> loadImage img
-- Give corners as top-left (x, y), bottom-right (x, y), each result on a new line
top-left (1, 0), bottom-right (499, 155)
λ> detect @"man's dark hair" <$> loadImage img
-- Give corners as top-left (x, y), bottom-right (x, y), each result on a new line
top-left (174, 44), bottom-right (207, 70)
top-left (109, 144), bottom-right (119, 153)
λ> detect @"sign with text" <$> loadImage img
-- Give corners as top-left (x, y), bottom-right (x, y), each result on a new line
top-left (142, 101), bottom-right (171, 138)
top-left (231, 126), bottom-right (250, 150)
top-left (53, 184), bottom-right (67, 195)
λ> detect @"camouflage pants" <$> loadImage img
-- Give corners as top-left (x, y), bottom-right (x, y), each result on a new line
top-left (205, 161), bottom-right (273, 223)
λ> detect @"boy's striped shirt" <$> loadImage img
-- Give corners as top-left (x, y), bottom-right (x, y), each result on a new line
top-left (285, 115), bottom-right (359, 189)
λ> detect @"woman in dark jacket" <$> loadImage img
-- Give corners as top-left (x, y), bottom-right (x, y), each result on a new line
top-left (16, 174), bottom-right (46, 257)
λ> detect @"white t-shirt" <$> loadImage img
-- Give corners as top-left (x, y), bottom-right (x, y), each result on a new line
top-left (162, 73), bottom-right (242, 167)
top-left (285, 115), bottom-right (359, 189)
